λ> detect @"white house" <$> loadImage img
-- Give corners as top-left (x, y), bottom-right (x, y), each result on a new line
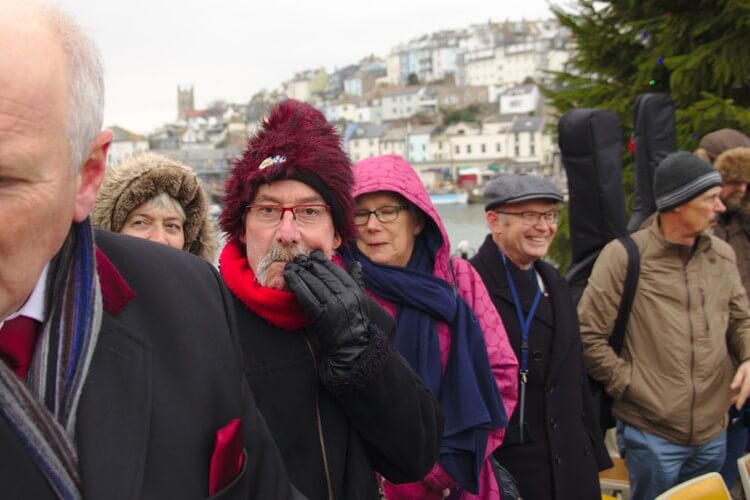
top-left (379, 127), bottom-right (407, 157)
top-left (380, 87), bottom-right (437, 121)
top-left (107, 125), bottom-right (149, 167)
top-left (407, 125), bottom-right (435, 163)
top-left (499, 84), bottom-right (540, 115)
top-left (347, 124), bottom-right (388, 163)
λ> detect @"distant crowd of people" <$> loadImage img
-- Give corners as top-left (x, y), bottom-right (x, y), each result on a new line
top-left (3, 2), bottom-right (750, 500)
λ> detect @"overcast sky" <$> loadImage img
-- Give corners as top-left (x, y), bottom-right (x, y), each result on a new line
top-left (57, 0), bottom-right (558, 134)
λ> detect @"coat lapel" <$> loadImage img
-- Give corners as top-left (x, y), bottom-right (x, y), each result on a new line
top-left (76, 312), bottom-right (152, 500)
top-left (536, 263), bottom-right (576, 379)
top-left (474, 237), bottom-right (574, 380)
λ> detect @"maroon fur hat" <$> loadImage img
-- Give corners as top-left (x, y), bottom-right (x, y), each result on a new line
top-left (220, 99), bottom-right (355, 243)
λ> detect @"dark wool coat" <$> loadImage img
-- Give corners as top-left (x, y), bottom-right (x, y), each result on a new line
top-left (232, 294), bottom-right (444, 500)
top-left (470, 235), bottom-right (610, 500)
top-left (1, 231), bottom-right (299, 499)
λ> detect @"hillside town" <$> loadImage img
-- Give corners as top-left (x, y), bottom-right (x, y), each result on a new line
top-left (107, 18), bottom-right (573, 202)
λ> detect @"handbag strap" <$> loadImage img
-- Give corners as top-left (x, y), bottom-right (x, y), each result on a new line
top-left (610, 236), bottom-right (640, 355)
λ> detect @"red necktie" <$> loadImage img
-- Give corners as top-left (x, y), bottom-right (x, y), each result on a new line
top-left (0, 316), bottom-right (40, 379)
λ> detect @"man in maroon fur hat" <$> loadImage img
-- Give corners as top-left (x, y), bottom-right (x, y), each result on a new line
top-left (218, 99), bottom-right (443, 500)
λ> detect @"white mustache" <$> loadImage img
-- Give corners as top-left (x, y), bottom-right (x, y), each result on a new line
top-left (255, 243), bottom-right (309, 286)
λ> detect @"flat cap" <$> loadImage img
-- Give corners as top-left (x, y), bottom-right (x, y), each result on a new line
top-left (484, 174), bottom-right (563, 211)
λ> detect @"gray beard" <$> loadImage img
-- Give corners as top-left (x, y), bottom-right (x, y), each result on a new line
top-left (255, 243), bottom-right (310, 286)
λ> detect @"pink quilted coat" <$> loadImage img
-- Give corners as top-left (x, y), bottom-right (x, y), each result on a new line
top-left (352, 155), bottom-right (519, 500)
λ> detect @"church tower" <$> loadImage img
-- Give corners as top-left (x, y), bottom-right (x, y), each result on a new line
top-left (177, 85), bottom-right (194, 120)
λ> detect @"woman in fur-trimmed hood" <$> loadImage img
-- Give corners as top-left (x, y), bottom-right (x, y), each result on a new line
top-left (92, 152), bottom-right (217, 262)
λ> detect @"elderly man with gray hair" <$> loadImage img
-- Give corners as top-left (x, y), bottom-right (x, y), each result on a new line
top-left (469, 174), bottom-right (610, 500)
top-left (0, 1), bottom-right (299, 498)
top-left (579, 151), bottom-right (750, 499)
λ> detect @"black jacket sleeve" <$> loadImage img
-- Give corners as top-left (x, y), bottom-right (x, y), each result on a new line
top-left (323, 301), bottom-right (444, 483)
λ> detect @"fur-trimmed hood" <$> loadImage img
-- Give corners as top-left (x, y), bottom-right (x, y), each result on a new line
top-left (715, 147), bottom-right (750, 183)
top-left (92, 152), bottom-right (217, 262)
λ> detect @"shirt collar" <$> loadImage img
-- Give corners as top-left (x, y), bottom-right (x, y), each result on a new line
top-left (1, 264), bottom-right (48, 327)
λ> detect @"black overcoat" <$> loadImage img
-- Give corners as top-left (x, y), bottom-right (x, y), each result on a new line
top-left (1, 230), bottom-right (299, 499)
top-left (232, 292), bottom-right (444, 500)
top-left (470, 235), bottom-right (610, 500)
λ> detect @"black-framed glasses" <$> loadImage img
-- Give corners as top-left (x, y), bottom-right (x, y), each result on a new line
top-left (353, 205), bottom-right (410, 226)
top-left (493, 209), bottom-right (559, 225)
top-left (245, 204), bottom-right (330, 226)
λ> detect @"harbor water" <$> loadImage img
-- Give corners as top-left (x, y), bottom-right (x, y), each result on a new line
top-left (433, 203), bottom-right (488, 258)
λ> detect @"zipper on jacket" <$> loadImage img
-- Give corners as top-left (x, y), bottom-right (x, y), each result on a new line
top-left (304, 336), bottom-right (335, 500)
top-left (685, 265), bottom-right (696, 444)
top-left (700, 287), bottom-right (710, 333)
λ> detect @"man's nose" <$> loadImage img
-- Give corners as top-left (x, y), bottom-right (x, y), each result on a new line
top-left (715, 197), bottom-right (726, 213)
top-left (276, 210), bottom-right (300, 243)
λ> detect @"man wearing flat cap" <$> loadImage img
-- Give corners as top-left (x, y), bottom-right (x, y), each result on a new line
top-left (578, 151), bottom-right (750, 499)
top-left (469, 174), bottom-right (610, 500)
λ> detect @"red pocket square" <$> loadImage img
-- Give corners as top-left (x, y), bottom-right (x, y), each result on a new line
top-left (209, 418), bottom-right (245, 495)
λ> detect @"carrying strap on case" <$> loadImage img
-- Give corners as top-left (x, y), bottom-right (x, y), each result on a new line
top-left (610, 236), bottom-right (640, 354)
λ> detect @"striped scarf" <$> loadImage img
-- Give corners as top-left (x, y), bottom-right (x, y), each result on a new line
top-left (0, 220), bottom-right (103, 500)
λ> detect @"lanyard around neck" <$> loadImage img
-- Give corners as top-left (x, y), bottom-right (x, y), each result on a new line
top-left (499, 251), bottom-right (541, 379)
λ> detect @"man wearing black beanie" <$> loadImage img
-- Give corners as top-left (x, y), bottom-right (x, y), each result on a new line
top-left (578, 151), bottom-right (750, 500)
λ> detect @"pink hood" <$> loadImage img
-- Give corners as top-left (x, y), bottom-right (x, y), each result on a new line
top-left (352, 154), bottom-right (519, 500)
top-left (352, 154), bottom-right (454, 284)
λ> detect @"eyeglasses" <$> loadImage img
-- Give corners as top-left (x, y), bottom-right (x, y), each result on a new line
top-left (353, 205), bottom-right (410, 226)
top-left (493, 209), bottom-right (559, 225)
top-left (246, 204), bottom-right (330, 226)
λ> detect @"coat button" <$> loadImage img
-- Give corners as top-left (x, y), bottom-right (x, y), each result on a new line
top-left (549, 385), bottom-right (555, 394)
top-left (532, 350), bottom-right (543, 361)
top-left (555, 454), bottom-right (561, 464)
top-left (584, 446), bottom-right (591, 456)
top-left (549, 417), bottom-right (558, 430)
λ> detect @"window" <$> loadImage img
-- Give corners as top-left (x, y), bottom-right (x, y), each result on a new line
top-left (530, 144), bottom-right (535, 155)
top-left (466, 145), bottom-right (472, 154)
top-left (481, 144), bottom-right (486, 153)
top-left (438, 141), bottom-right (443, 149)
top-left (455, 145), bottom-right (460, 154)
top-left (515, 146), bottom-right (520, 156)
top-left (496, 143), bottom-right (501, 153)
top-left (422, 144), bottom-right (426, 151)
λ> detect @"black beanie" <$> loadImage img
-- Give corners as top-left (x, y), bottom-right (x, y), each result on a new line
top-left (653, 151), bottom-right (723, 212)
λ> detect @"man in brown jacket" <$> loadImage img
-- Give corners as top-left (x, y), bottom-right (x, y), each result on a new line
top-left (578, 151), bottom-right (750, 500)
top-left (695, 128), bottom-right (750, 489)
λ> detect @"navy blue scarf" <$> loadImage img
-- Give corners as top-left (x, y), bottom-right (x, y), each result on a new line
top-left (344, 237), bottom-right (506, 493)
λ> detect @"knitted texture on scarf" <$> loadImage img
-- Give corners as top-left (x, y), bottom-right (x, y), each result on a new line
top-left (0, 220), bottom-right (103, 500)
top-left (219, 240), bottom-right (309, 330)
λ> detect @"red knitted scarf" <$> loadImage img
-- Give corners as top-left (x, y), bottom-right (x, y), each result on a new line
top-left (219, 240), bottom-right (309, 331)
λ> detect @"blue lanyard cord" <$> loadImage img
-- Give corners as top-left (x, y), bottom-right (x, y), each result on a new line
top-left (499, 252), bottom-right (541, 376)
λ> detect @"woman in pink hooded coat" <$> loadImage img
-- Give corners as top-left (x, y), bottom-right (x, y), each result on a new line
top-left (347, 154), bottom-right (518, 499)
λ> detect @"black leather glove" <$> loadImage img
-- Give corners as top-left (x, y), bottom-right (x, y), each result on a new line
top-left (284, 251), bottom-right (371, 377)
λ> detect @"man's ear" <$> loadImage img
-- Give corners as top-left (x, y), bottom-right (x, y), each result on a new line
top-left (486, 210), bottom-right (501, 233)
top-left (73, 130), bottom-right (112, 223)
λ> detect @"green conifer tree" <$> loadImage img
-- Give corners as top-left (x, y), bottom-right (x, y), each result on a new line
top-left (545, 0), bottom-right (750, 270)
